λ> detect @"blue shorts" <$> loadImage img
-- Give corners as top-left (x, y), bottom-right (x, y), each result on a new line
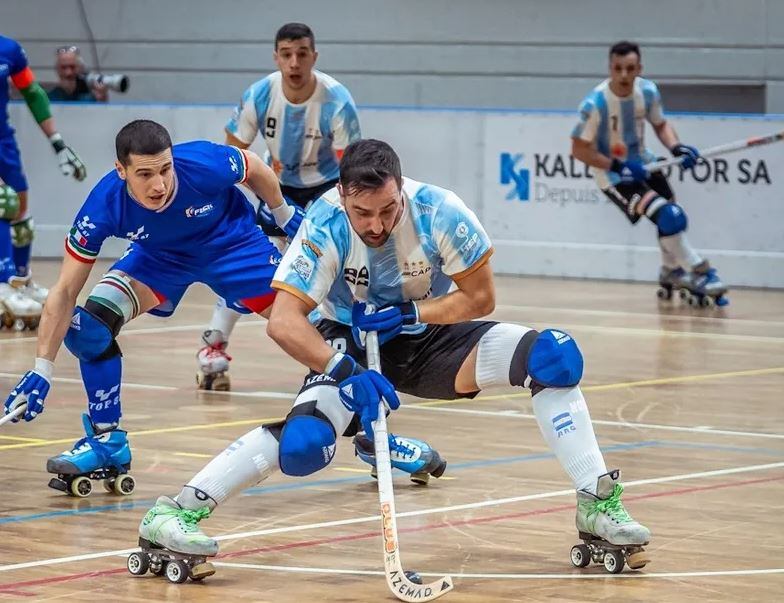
top-left (0, 133), bottom-right (28, 193)
top-left (110, 227), bottom-right (281, 317)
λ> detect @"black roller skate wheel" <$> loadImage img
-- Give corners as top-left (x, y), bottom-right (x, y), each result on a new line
top-left (699, 296), bottom-right (712, 308)
top-left (69, 476), bottom-right (92, 497)
top-left (127, 552), bottom-right (150, 576)
top-left (570, 544), bottom-right (591, 568)
top-left (603, 549), bottom-right (625, 574)
top-left (656, 287), bottom-right (671, 300)
top-left (165, 559), bottom-right (189, 584)
top-left (113, 474), bottom-right (135, 495)
top-left (410, 471), bottom-right (430, 486)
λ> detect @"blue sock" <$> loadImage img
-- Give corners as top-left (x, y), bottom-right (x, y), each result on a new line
top-left (0, 220), bottom-right (14, 282)
top-left (80, 355), bottom-right (123, 428)
top-left (12, 242), bottom-right (31, 278)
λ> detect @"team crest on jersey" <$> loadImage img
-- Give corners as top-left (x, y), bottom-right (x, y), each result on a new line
top-left (77, 215), bottom-right (96, 236)
top-left (185, 203), bottom-right (214, 218)
top-left (292, 254), bottom-right (314, 281)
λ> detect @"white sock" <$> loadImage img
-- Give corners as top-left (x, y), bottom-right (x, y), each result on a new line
top-left (658, 238), bottom-right (679, 270)
top-left (659, 232), bottom-right (703, 270)
top-left (178, 426), bottom-right (279, 507)
top-left (532, 386), bottom-right (607, 493)
top-left (208, 298), bottom-right (242, 339)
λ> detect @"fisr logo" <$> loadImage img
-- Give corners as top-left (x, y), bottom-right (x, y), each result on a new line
top-left (500, 153), bottom-right (530, 201)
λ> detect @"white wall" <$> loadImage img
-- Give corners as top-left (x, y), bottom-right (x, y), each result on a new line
top-left (9, 103), bottom-right (783, 287)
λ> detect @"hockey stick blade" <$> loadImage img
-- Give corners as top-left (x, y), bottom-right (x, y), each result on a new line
top-left (367, 329), bottom-right (454, 601)
top-left (0, 404), bottom-right (27, 428)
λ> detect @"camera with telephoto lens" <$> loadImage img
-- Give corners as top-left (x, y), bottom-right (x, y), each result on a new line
top-left (85, 72), bottom-right (130, 93)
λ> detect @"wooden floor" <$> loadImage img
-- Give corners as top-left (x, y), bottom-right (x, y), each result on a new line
top-left (1, 260), bottom-right (783, 602)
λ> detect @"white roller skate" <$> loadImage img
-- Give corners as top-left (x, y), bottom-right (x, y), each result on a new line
top-left (682, 264), bottom-right (729, 308)
top-left (656, 266), bottom-right (690, 302)
top-left (130, 496), bottom-right (217, 583)
top-left (0, 281), bottom-right (42, 331)
top-left (9, 274), bottom-right (49, 306)
top-left (571, 469), bottom-right (651, 574)
top-left (196, 329), bottom-right (231, 391)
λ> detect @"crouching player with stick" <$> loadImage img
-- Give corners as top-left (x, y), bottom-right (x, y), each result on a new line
top-left (135, 139), bottom-right (651, 583)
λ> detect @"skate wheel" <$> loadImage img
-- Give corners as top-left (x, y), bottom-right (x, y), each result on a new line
top-left (656, 287), bottom-right (671, 300)
top-left (410, 471), bottom-right (430, 486)
top-left (699, 296), bottom-right (712, 308)
top-left (69, 476), bottom-right (92, 497)
top-left (165, 559), bottom-right (189, 584)
top-left (1, 313), bottom-right (14, 329)
top-left (190, 561), bottom-right (216, 581)
top-left (127, 551), bottom-right (150, 576)
top-left (626, 550), bottom-right (650, 570)
top-left (603, 549), bottom-right (625, 574)
top-left (678, 288), bottom-right (689, 300)
top-left (13, 318), bottom-right (25, 332)
top-left (113, 474), bottom-right (135, 495)
top-left (570, 544), bottom-right (591, 568)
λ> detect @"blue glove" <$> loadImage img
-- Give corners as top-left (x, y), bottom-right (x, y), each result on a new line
top-left (610, 158), bottom-right (648, 183)
top-left (338, 370), bottom-right (400, 439)
top-left (351, 301), bottom-right (419, 349)
top-left (268, 197), bottom-right (306, 239)
top-left (671, 143), bottom-right (700, 170)
top-left (4, 359), bottom-right (54, 422)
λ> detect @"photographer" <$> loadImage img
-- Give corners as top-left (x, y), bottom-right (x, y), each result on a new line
top-left (47, 45), bottom-right (109, 102)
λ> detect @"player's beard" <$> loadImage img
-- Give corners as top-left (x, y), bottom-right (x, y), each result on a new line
top-left (359, 229), bottom-right (391, 248)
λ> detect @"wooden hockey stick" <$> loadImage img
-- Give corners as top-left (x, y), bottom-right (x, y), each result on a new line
top-left (644, 129), bottom-right (784, 172)
top-left (366, 330), bottom-right (454, 602)
top-left (0, 404), bottom-right (27, 428)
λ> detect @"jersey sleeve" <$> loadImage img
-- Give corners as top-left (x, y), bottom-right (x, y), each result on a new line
top-left (432, 192), bottom-right (493, 280)
top-left (643, 81), bottom-right (666, 126)
top-left (186, 141), bottom-right (249, 195)
top-left (571, 96), bottom-right (600, 143)
top-left (7, 39), bottom-right (35, 89)
top-left (226, 84), bottom-right (260, 146)
top-left (271, 217), bottom-right (341, 308)
top-left (64, 183), bottom-right (116, 264)
top-left (331, 92), bottom-right (362, 155)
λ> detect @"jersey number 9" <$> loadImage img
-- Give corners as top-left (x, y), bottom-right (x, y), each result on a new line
top-left (266, 117), bottom-right (277, 138)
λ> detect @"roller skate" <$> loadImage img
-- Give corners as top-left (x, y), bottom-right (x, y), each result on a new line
top-left (196, 329), bottom-right (231, 391)
top-left (681, 262), bottom-right (729, 308)
top-left (0, 281), bottom-right (42, 331)
top-left (571, 469), bottom-right (651, 574)
top-left (9, 273), bottom-right (49, 306)
top-left (354, 433), bottom-right (447, 485)
top-left (130, 496), bottom-right (217, 583)
top-left (46, 414), bottom-right (134, 497)
top-left (656, 266), bottom-right (690, 302)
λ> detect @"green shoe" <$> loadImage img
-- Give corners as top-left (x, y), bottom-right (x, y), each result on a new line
top-left (576, 470), bottom-right (650, 546)
top-left (139, 496), bottom-right (218, 556)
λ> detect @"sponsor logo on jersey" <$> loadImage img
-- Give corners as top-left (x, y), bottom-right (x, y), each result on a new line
top-left (292, 254), bottom-right (314, 281)
top-left (229, 156), bottom-right (239, 174)
top-left (455, 222), bottom-right (469, 238)
top-left (304, 128), bottom-right (323, 141)
top-left (77, 215), bottom-right (96, 237)
top-left (302, 239), bottom-right (323, 258)
top-left (185, 203), bottom-right (214, 218)
top-left (458, 232), bottom-right (479, 256)
top-left (402, 260), bottom-right (431, 278)
top-left (343, 266), bottom-right (369, 287)
top-left (125, 225), bottom-right (149, 241)
top-left (70, 312), bottom-right (81, 330)
top-left (500, 153), bottom-right (530, 201)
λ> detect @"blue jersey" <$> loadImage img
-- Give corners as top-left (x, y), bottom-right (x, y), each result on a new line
top-left (272, 178), bottom-right (493, 333)
top-left (0, 36), bottom-right (29, 138)
top-left (226, 70), bottom-right (361, 188)
top-left (572, 77), bottom-right (666, 188)
top-left (65, 141), bottom-right (257, 264)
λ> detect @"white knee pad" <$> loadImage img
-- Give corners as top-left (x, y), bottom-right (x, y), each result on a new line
top-left (475, 323), bottom-right (537, 389)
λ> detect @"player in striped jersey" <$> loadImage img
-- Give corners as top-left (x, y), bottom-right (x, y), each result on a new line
top-left (197, 23), bottom-right (361, 390)
top-left (571, 41), bottom-right (727, 305)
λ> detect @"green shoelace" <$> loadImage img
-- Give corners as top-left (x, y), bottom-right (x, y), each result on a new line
top-left (148, 505), bottom-right (211, 533)
top-left (593, 484), bottom-right (632, 523)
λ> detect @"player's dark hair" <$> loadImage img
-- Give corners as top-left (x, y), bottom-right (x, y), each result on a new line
top-left (339, 139), bottom-right (402, 195)
top-left (115, 120), bottom-right (172, 166)
top-left (609, 40), bottom-right (641, 60)
top-left (275, 23), bottom-right (315, 50)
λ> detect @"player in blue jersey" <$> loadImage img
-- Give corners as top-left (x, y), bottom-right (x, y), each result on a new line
top-left (1, 119), bottom-right (305, 496)
top-left (197, 23), bottom-right (362, 391)
top-left (571, 41), bottom-right (727, 306)
top-left (0, 35), bottom-right (86, 325)
top-left (136, 140), bottom-right (651, 576)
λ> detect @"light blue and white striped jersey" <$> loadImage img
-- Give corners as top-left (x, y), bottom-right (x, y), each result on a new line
top-left (226, 70), bottom-right (361, 188)
top-left (572, 77), bottom-right (666, 188)
top-left (272, 178), bottom-right (493, 333)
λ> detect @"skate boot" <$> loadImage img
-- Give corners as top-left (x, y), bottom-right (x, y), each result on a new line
top-left (130, 495), bottom-right (217, 583)
top-left (196, 329), bottom-right (231, 391)
top-left (9, 274), bottom-right (49, 306)
top-left (683, 263), bottom-right (729, 308)
top-left (354, 433), bottom-right (447, 485)
top-left (0, 281), bottom-right (42, 331)
top-left (46, 413), bottom-right (134, 497)
top-left (656, 266), bottom-right (689, 301)
top-left (571, 469), bottom-right (651, 573)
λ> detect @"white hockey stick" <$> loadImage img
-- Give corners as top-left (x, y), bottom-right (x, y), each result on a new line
top-left (644, 129), bottom-right (784, 173)
top-left (366, 330), bottom-right (454, 602)
top-left (0, 404), bottom-right (27, 428)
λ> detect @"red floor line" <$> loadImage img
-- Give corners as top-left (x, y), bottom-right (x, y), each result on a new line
top-left (1, 473), bottom-right (781, 593)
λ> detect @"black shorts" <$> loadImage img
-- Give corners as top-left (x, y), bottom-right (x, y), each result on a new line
top-left (307, 319), bottom-right (497, 400)
top-left (256, 179), bottom-right (339, 236)
top-left (602, 171), bottom-right (674, 225)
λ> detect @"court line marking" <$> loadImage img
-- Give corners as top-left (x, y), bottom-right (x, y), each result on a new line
top-left (214, 561), bottom-right (784, 580)
top-left (0, 460), bottom-right (780, 574)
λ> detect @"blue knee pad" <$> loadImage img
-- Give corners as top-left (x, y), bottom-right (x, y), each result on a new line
top-left (527, 328), bottom-right (583, 388)
top-left (279, 415), bottom-right (337, 477)
top-left (64, 304), bottom-right (121, 362)
top-left (654, 203), bottom-right (688, 237)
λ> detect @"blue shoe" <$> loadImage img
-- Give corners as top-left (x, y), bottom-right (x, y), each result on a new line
top-left (354, 433), bottom-right (447, 485)
top-left (46, 414), bottom-right (134, 497)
